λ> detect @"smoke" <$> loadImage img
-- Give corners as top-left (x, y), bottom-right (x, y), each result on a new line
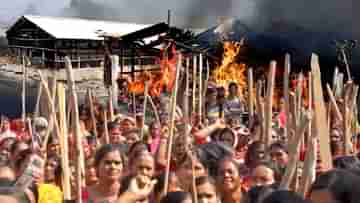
top-left (251, 0), bottom-right (356, 38)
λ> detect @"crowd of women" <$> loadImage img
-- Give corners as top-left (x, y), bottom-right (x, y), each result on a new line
top-left (0, 81), bottom-right (359, 203)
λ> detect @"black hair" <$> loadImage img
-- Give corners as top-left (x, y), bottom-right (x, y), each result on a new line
top-left (160, 191), bottom-right (192, 203)
top-left (245, 141), bottom-right (266, 168)
top-left (10, 140), bottom-right (30, 155)
top-left (195, 176), bottom-right (216, 188)
top-left (247, 185), bottom-right (276, 203)
top-left (269, 141), bottom-right (288, 154)
top-left (217, 156), bottom-right (247, 177)
top-left (310, 169), bottom-right (360, 203)
top-left (154, 172), bottom-right (179, 195)
top-left (228, 82), bottom-right (238, 89)
top-left (107, 121), bottom-right (120, 131)
top-left (196, 142), bottom-right (234, 177)
top-left (94, 144), bottom-right (124, 167)
top-left (333, 156), bottom-right (360, 171)
top-left (262, 190), bottom-right (309, 203)
top-left (46, 154), bottom-right (62, 179)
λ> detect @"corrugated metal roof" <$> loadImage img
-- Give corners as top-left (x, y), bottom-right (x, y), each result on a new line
top-left (22, 15), bottom-right (154, 40)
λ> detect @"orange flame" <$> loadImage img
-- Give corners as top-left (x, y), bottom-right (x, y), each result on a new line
top-left (127, 44), bottom-right (177, 97)
top-left (213, 41), bottom-right (247, 98)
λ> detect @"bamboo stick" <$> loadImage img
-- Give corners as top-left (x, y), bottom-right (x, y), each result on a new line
top-left (164, 54), bottom-right (182, 195)
top-left (64, 56), bottom-right (84, 203)
top-left (108, 87), bottom-right (114, 121)
top-left (311, 53), bottom-right (333, 171)
top-left (326, 84), bottom-right (343, 121)
top-left (147, 95), bottom-right (161, 125)
top-left (33, 81), bottom-right (42, 118)
top-left (103, 110), bottom-right (110, 144)
top-left (140, 82), bottom-right (149, 140)
top-left (191, 154), bottom-right (198, 203)
top-left (298, 72), bottom-right (316, 197)
top-left (264, 61), bottom-right (276, 147)
top-left (88, 90), bottom-right (98, 145)
top-left (199, 54), bottom-right (203, 122)
top-left (21, 54), bottom-right (26, 122)
top-left (284, 54), bottom-right (291, 143)
top-left (57, 83), bottom-right (71, 200)
top-left (279, 112), bottom-right (311, 189)
top-left (184, 57), bottom-right (190, 123)
top-left (256, 81), bottom-right (264, 139)
top-left (295, 73), bottom-right (304, 123)
top-left (38, 73), bottom-right (59, 153)
top-left (247, 68), bottom-right (254, 129)
top-left (192, 55), bottom-right (197, 116)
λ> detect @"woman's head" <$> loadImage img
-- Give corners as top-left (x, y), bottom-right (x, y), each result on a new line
top-left (269, 142), bottom-right (289, 167)
top-left (245, 141), bottom-right (266, 169)
top-left (94, 144), bottom-right (124, 183)
top-left (161, 191), bottom-right (192, 203)
top-left (44, 154), bottom-right (61, 184)
top-left (85, 157), bottom-right (98, 186)
top-left (133, 152), bottom-right (155, 180)
top-left (195, 176), bottom-right (219, 203)
top-left (309, 169), bottom-right (360, 203)
top-left (218, 128), bottom-right (237, 148)
top-left (176, 154), bottom-right (208, 191)
top-left (262, 190), bottom-right (309, 203)
top-left (217, 157), bottom-right (243, 193)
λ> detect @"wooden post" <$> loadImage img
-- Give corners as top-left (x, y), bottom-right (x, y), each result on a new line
top-left (108, 88), bottom-right (114, 121)
top-left (111, 55), bottom-right (120, 110)
top-left (326, 84), bottom-right (343, 121)
top-left (21, 53), bottom-right (26, 122)
top-left (88, 90), bottom-right (98, 145)
top-left (298, 72), bottom-right (316, 197)
top-left (256, 81), bottom-right (265, 140)
top-left (184, 57), bottom-right (190, 123)
top-left (280, 112), bottom-right (311, 189)
top-left (192, 55), bottom-right (197, 116)
top-left (284, 54), bottom-right (291, 141)
top-left (64, 56), bottom-right (84, 203)
top-left (264, 61), bottom-right (276, 146)
top-left (57, 83), bottom-right (71, 200)
top-left (248, 68), bottom-right (254, 128)
top-left (164, 54), bottom-right (182, 195)
top-left (343, 82), bottom-right (354, 155)
top-left (140, 82), bottom-right (149, 140)
top-left (311, 53), bottom-right (333, 170)
top-left (147, 95), bottom-right (160, 125)
top-left (103, 110), bottom-right (110, 144)
top-left (199, 54), bottom-right (203, 122)
top-left (33, 81), bottom-right (43, 118)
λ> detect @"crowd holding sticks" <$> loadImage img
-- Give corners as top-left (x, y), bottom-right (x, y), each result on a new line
top-left (2, 41), bottom-right (360, 203)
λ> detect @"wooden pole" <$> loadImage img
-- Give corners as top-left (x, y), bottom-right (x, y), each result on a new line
top-left (184, 57), bottom-right (190, 123)
top-left (88, 90), bottom-right (98, 145)
top-left (192, 55), bottom-right (197, 117)
top-left (326, 84), bottom-right (343, 121)
top-left (298, 72), bottom-right (316, 197)
top-left (33, 81), bottom-right (43, 118)
top-left (21, 53), bottom-right (26, 122)
top-left (57, 83), bottom-right (71, 200)
top-left (311, 53), bottom-right (333, 171)
top-left (140, 82), bottom-right (149, 140)
top-left (103, 109), bottom-right (110, 144)
top-left (108, 88), bottom-right (114, 121)
top-left (164, 54), bottom-right (182, 195)
top-left (264, 61), bottom-right (276, 146)
top-left (343, 82), bottom-right (355, 155)
top-left (247, 68), bottom-right (254, 128)
top-left (284, 54), bottom-right (291, 142)
top-left (256, 81), bottom-right (265, 140)
top-left (199, 54), bottom-right (203, 122)
top-left (64, 56), bottom-right (84, 203)
top-left (280, 112), bottom-right (311, 189)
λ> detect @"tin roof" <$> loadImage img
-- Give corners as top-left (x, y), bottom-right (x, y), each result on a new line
top-left (14, 15), bottom-right (154, 40)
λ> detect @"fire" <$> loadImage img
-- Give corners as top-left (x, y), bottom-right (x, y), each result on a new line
top-left (127, 43), bottom-right (177, 97)
top-left (213, 41), bottom-right (247, 98)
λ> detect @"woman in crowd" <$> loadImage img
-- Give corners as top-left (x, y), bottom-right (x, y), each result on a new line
top-left (44, 154), bottom-right (62, 187)
top-left (195, 176), bottom-right (220, 203)
top-left (217, 157), bottom-right (247, 203)
top-left (309, 169), bottom-right (360, 203)
top-left (84, 144), bottom-right (124, 203)
top-left (160, 191), bottom-right (192, 203)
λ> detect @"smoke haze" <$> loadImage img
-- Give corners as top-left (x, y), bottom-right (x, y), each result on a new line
top-left (0, 0), bottom-right (356, 38)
